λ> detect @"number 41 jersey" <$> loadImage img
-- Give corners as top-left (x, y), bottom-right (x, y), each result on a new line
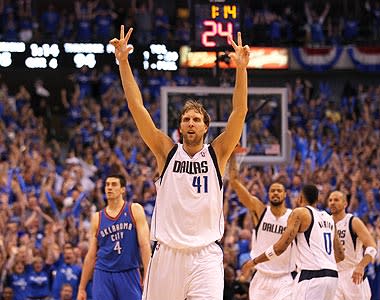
top-left (152, 144), bottom-right (224, 249)
top-left (95, 202), bottom-right (141, 272)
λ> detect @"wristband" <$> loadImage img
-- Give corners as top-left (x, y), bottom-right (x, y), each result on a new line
top-left (265, 245), bottom-right (278, 260)
top-left (364, 246), bottom-right (377, 260)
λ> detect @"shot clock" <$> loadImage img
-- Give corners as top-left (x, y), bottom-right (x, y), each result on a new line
top-left (193, 0), bottom-right (240, 50)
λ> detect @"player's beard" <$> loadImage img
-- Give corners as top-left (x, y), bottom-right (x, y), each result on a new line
top-left (329, 206), bottom-right (338, 214)
top-left (270, 198), bottom-right (284, 207)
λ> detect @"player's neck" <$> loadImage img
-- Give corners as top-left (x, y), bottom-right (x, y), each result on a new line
top-left (270, 205), bottom-right (287, 217)
top-left (305, 203), bottom-right (317, 208)
top-left (106, 198), bottom-right (125, 215)
top-left (332, 211), bottom-right (346, 223)
top-left (183, 143), bottom-right (204, 157)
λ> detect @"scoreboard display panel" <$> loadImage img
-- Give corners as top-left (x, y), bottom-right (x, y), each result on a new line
top-left (193, 0), bottom-right (240, 49)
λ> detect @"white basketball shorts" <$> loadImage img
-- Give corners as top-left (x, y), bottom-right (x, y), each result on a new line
top-left (293, 269), bottom-right (338, 300)
top-left (249, 270), bottom-right (294, 300)
top-left (142, 242), bottom-right (224, 300)
top-left (334, 268), bottom-right (371, 300)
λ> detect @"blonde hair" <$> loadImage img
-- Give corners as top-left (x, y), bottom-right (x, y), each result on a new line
top-left (178, 100), bottom-right (210, 127)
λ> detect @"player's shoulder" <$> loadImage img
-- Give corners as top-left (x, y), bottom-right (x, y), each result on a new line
top-left (90, 211), bottom-right (101, 232)
top-left (290, 207), bottom-right (315, 224)
top-left (130, 202), bottom-right (146, 219)
top-left (91, 211), bottom-right (101, 222)
top-left (131, 202), bottom-right (144, 211)
top-left (350, 215), bottom-right (365, 230)
top-left (292, 206), bottom-right (309, 216)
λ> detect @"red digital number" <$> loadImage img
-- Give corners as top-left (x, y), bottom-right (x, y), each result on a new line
top-left (201, 20), bottom-right (217, 47)
top-left (217, 22), bottom-right (233, 42)
top-left (201, 20), bottom-right (233, 47)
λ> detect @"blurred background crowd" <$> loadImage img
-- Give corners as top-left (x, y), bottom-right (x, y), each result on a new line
top-left (0, 0), bottom-right (380, 45)
top-left (0, 0), bottom-right (380, 300)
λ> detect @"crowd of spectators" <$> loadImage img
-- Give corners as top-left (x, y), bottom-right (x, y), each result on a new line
top-left (1, 1), bottom-right (380, 300)
top-left (1, 0), bottom-right (380, 46)
top-left (1, 63), bottom-right (380, 299)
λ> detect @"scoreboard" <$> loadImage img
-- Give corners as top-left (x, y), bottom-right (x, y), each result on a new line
top-left (0, 42), bottom-right (178, 71)
top-left (193, 0), bottom-right (240, 49)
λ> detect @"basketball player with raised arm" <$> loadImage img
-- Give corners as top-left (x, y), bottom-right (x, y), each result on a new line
top-left (247, 184), bottom-right (345, 300)
top-left (77, 174), bottom-right (151, 300)
top-left (228, 153), bottom-right (295, 300)
top-left (328, 190), bottom-right (376, 300)
top-left (110, 26), bottom-right (249, 300)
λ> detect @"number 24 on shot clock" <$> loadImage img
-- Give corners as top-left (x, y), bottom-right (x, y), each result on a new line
top-left (194, 0), bottom-right (240, 49)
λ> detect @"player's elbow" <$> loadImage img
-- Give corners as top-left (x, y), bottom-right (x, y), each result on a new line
top-left (138, 237), bottom-right (152, 255)
top-left (141, 242), bottom-right (152, 256)
top-left (84, 251), bottom-right (96, 266)
top-left (229, 179), bottom-right (239, 189)
top-left (273, 244), bottom-right (286, 256)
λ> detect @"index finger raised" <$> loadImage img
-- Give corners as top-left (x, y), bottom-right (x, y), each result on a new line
top-left (237, 32), bottom-right (242, 46)
top-left (120, 25), bottom-right (125, 40)
top-left (228, 35), bottom-right (238, 50)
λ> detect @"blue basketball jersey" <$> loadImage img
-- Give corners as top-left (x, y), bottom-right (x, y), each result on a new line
top-left (95, 202), bottom-right (141, 272)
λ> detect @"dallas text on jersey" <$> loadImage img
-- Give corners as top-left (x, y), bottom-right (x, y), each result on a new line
top-left (173, 160), bottom-right (208, 174)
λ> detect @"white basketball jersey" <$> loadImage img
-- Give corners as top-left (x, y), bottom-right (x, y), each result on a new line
top-left (251, 207), bottom-right (295, 275)
top-left (296, 206), bottom-right (337, 271)
top-left (151, 144), bottom-right (224, 249)
top-left (336, 213), bottom-right (363, 271)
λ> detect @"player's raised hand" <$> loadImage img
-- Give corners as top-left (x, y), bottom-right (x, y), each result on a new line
top-left (109, 25), bottom-right (134, 63)
top-left (227, 32), bottom-right (250, 68)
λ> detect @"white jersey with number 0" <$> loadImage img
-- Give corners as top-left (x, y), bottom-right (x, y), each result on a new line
top-left (151, 144), bottom-right (224, 249)
top-left (296, 206), bottom-right (337, 271)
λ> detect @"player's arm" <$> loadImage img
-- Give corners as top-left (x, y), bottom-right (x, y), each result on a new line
top-left (110, 26), bottom-right (174, 172)
top-left (77, 213), bottom-right (99, 300)
top-left (271, 208), bottom-right (303, 256)
top-left (131, 203), bottom-right (151, 282)
top-left (228, 153), bottom-right (265, 217)
top-left (245, 208), bottom-right (303, 271)
top-left (351, 217), bottom-right (377, 284)
top-left (212, 33), bottom-right (249, 174)
top-left (333, 227), bottom-right (345, 263)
